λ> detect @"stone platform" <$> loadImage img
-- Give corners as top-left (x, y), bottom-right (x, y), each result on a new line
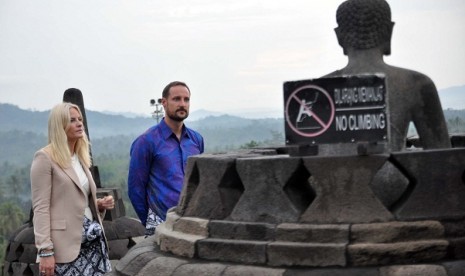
top-left (114, 235), bottom-right (465, 276)
top-left (113, 148), bottom-right (465, 275)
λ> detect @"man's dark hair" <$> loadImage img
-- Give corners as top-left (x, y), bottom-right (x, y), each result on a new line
top-left (162, 81), bottom-right (190, 98)
top-left (336, 0), bottom-right (392, 50)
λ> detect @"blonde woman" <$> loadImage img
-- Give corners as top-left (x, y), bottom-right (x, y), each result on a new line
top-left (31, 102), bottom-right (114, 276)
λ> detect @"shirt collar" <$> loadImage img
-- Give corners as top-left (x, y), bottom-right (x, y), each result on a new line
top-left (159, 118), bottom-right (190, 140)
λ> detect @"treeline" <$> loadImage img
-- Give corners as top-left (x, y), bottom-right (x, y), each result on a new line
top-left (445, 109), bottom-right (465, 133)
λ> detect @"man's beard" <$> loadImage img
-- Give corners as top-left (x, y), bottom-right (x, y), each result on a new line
top-left (167, 109), bottom-right (188, 122)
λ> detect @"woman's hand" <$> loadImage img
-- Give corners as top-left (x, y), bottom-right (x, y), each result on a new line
top-left (39, 255), bottom-right (55, 276)
top-left (97, 195), bottom-right (115, 212)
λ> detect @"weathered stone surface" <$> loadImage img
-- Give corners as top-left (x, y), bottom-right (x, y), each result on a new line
top-left (11, 262), bottom-right (29, 276)
top-left (155, 211), bottom-right (181, 245)
top-left (176, 156), bottom-right (200, 217)
top-left (301, 155), bottom-right (393, 223)
top-left (116, 251), bottom-right (162, 276)
top-left (231, 156), bottom-right (306, 223)
top-left (223, 265), bottom-right (285, 276)
top-left (348, 240), bottom-right (449, 266)
top-left (391, 148), bottom-right (465, 220)
top-left (267, 242), bottom-right (346, 267)
top-left (443, 260), bottom-right (465, 276)
top-left (442, 218), bottom-right (465, 237)
top-left (179, 155), bottom-right (244, 220)
top-left (173, 217), bottom-right (209, 236)
top-left (447, 237), bottom-right (465, 259)
top-left (283, 267), bottom-right (380, 276)
top-left (112, 217), bottom-right (146, 239)
top-left (112, 241), bottom-right (465, 275)
top-left (164, 209), bottom-right (182, 231)
top-left (157, 224), bottom-right (204, 258)
top-left (2, 261), bottom-right (10, 276)
top-left (103, 221), bottom-right (118, 240)
top-left (100, 216), bottom-right (145, 261)
top-left (5, 241), bottom-right (20, 262)
top-left (350, 221), bottom-right (444, 243)
top-left (379, 264), bottom-right (447, 276)
top-left (208, 220), bottom-right (276, 241)
top-left (13, 225), bottom-right (35, 244)
top-left (17, 243), bottom-right (37, 263)
top-left (173, 263), bottom-right (226, 276)
top-left (197, 238), bottom-right (267, 265)
top-left (276, 223), bottom-right (349, 243)
top-left (450, 134), bottom-right (465, 148)
top-left (7, 227), bottom-right (36, 264)
top-left (115, 236), bottom-right (159, 275)
top-left (370, 161), bottom-right (409, 209)
top-left (107, 239), bottom-right (130, 260)
top-left (136, 257), bottom-right (188, 276)
top-left (177, 153), bottom-right (263, 219)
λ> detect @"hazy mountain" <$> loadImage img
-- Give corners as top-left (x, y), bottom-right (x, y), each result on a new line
top-left (218, 108), bottom-right (284, 119)
top-left (186, 109), bottom-right (225, 121)
top-left (102, 85), bottom-right (465, 119)
top-left (0, 84), bottom-right (463, 166)
top-left (0, 103), bottom-right (286, 165)
top-left (0, 103), bottom-right (155, 139)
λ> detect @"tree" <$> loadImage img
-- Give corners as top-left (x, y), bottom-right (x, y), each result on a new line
top-left (0, 201), bottom-right (27, 261)
top-left (0, 201), bottom-right (27, 238)
top-left (6, 174), bottom-right (22, 200)
top-left (447, 117), bottom-right (465, 133)
top-left (240, 140), bottom-right (261, 149)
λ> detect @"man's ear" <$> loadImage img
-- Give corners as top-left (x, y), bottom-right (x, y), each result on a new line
top-left (161, 97), bottom-right (167, 108)
top-left (383, 22), bottom-right (395, 55)
top-left (334, 27), bottom-right (347, 55)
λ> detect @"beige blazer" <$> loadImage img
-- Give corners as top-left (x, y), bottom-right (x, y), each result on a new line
top-left (30, 148), bottom-right (106, 263)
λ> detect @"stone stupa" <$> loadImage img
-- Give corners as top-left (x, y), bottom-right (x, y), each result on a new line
top-left (113, 1), bottom-right (465, 275)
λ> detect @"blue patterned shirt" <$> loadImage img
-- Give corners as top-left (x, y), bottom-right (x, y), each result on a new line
top-left (128, 118), bottom-right (204, 225)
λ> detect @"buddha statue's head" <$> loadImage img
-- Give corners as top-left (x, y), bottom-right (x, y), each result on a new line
top-left (335, 0), bottom-right (395, 55)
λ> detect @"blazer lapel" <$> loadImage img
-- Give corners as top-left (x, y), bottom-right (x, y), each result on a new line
top-left (63, 165), bottom-right (86, 195)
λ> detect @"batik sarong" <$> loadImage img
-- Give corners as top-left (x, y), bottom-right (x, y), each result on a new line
top-left (145, 208), bottom-right (164, 237)
top-left (54, 216), bottom-right (111, 276)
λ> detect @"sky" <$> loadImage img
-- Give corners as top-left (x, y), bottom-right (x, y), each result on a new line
top-left (0, 0), bottom-right (464, 117)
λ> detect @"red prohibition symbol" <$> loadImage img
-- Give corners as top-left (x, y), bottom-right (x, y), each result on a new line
top-left (285, 84), bottom-right (335, 137)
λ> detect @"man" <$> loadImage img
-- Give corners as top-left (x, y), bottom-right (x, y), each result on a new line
top-left (128, 81), bottom-right (204, 236)
top-left (324, 0), bottom-right (450, 154)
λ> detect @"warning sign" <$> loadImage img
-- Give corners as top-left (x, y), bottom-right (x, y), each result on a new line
top-left (283, 75), bottom-right (387, 145)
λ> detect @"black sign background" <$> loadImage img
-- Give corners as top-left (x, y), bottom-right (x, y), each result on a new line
top-left (283, 75), bottom-right (388, 145)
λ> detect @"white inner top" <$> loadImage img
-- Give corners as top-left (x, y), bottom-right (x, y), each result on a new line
top-left (71, 154), bottom-right (93, 221)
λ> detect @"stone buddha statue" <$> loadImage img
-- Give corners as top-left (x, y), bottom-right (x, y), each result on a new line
top-left (324, 0), bottom-right (450, 153)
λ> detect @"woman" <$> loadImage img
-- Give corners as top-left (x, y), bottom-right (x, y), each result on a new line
top-left (31, 102), bottom-right (114, 276)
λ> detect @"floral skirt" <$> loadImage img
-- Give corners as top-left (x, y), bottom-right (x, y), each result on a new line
top-left (55, 216), bottom-right (111, 276)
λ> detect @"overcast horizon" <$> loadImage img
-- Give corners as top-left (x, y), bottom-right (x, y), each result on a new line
top-left (1, 0), bottom-right (464, 116)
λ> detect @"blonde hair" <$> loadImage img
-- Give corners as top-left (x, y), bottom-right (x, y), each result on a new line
top-left (47, 102), bottom-right (92, 169)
